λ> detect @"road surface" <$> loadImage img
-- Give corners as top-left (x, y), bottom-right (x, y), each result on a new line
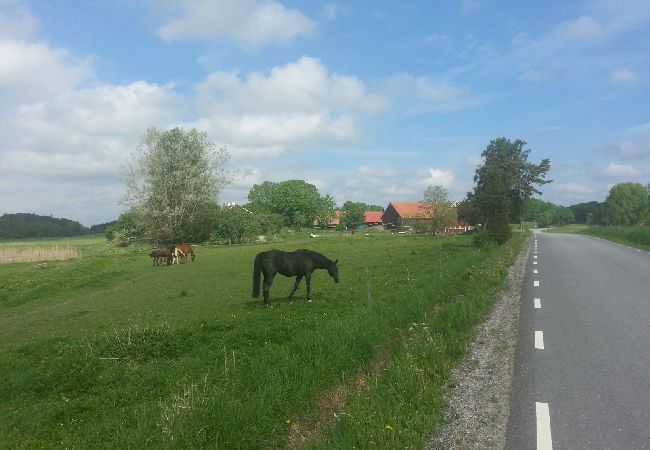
top-left (507, 231), bottom-right (650, 449)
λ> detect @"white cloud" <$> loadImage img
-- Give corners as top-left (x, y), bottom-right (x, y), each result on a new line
top-left (600, 140), bottom-right (650, 158)
top-left (604, 163), bottom-right (640, 177)
top-left (191, 57), bottom-right (385, 157)
top-left (0, 38), bottom-right (93, 102)
top-left (627, 123), bottom-right (650, 134)
top-left (321, 3), bottom-right (347, 20)
top-left (423, 168), bottom-right (455, 188)
top-left (196, 56), bottom-right (385, 115)
top-left (460, 0), bottom-right (480, 15)
top-left (155, 0), bottom-right (316, 50)
top-left (552, 16), bottom-right (605, 42)
top-left (554, 182), bottom-right (595, 195)
top-left (382, 74), bottom-right (493, 113)
top-left (0, 1), bottom-right (39, 39)
top-left (231, 165), bottom-right (263, 187)
top-left (2, 81), bottom-right (183, 154)
top-left (608, 68), bottom-right (641, 85)
top-left (0, 81), bottom-right (184, 224)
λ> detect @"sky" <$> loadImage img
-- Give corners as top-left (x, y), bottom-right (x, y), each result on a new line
top-left (1, 0), bottom-right (649, 226)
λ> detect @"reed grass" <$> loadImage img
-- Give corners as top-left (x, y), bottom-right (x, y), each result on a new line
top-left (0, 245), bottom-right (81, 264)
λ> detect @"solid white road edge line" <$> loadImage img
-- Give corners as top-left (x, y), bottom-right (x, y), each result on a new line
top-left (536, 402), bottom-right (553, 450)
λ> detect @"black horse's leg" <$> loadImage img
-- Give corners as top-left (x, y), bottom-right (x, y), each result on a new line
top-left (305, 273), bottom-right (312, 302)
top-left (263, 274), bottom-right (274, 307)
top-left (288, 275), bottom-right (303, 302)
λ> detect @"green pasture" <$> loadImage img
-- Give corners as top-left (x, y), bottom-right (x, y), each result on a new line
top-left (543, 224), bottom-right (590, 234)
top-left (543, 224), bottom-right (650, 251)
top-left (0, 231), bottom-right (525, 448)
top-left (575, 225), bottom-right (650, 250)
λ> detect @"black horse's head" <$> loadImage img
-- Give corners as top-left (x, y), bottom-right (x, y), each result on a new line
top-left (328, 259), bottom-right (339, 283)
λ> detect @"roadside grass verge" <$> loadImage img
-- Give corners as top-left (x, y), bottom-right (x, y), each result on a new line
top-left (305, 233), bottom-right (525, 449)
top-left (0, 231), bottom-right (526, 448)
top-left (575, 226), bottom-right (650, 251)
top-left (543, 224), bottom-right (590, 234)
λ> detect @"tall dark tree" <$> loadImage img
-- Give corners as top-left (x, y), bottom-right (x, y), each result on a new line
top-left (467, 138), bottom-right (551, 243)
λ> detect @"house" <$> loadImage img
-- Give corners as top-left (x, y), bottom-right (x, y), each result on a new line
top-left (314, 211), bottom-right (343, 228)
top-left (382, 201), bottom-right (470, 233)
top-left (381, 202), bottom-right (433, 230)
top-left (364, 211), bottom-right (384, 227)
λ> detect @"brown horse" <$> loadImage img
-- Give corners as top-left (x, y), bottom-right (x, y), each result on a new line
top-left (149, 247), bottom-right (173, 266)
top-left (174, 243), bottom-right (195, 262)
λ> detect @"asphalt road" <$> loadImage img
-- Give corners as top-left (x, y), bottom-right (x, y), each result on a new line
top-left (506, 231), bottom-right (650, 449)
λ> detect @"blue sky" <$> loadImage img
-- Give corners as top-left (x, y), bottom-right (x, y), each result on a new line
top-left (1, 0), bottom-right (648, 226)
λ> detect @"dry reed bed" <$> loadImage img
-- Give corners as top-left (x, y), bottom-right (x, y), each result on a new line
top-left (0, 246), bottom-right (81, 265)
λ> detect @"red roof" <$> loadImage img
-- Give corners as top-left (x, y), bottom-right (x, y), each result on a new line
top-left (389, 202), bottom-right (433, 219)
top-left (364, 211), bottom-right (383, 223)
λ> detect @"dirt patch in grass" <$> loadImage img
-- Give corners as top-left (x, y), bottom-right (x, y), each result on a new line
top-left (287, 346), bottom-right (393, 448)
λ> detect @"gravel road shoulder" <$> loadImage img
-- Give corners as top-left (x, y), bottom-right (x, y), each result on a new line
top-left (425, 238), bottom-right (530, 449)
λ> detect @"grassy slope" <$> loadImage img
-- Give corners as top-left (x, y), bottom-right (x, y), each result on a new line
top-left (545, 224), bottom-right (650, 251)
top-left (0, 232), bottom-right (525, 448)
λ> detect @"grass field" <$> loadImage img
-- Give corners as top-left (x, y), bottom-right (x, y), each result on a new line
top-left (0, 231), bottom-right (525, 448)
top-left (575, 225), bottom-right (650, 250)
top-left (543, 224), bottom-right (590, 234)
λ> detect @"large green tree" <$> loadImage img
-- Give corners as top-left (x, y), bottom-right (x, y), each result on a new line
top-left (247, 180), bottom-right (335, 229)
top-left (340, 201), bottom-right (366, 229)
top-left (123, 127), bottom-right (229, 242)
top-left (467, 138), bottom-right (551, 243)
top-left (213, 205), bottom-right (260, 244)
top-left (423, 185), bottom-right (449, 204)
top-left (603, 182), bottom-right (648, 225)
top-left (422, 185), bottom-right (458, 233)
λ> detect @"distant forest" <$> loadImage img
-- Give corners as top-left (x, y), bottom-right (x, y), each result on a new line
top-left (0, 213), bottom-right (91, 239)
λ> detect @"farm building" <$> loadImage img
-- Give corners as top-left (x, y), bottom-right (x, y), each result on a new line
top-left (381, 202), bottom-right (470, 233)
top-left (364, 211), bottom-right (384, 227)
top-left (381, 202), bottom-right (433, 230)
top-left (314, 211), bottom-right (343, 228)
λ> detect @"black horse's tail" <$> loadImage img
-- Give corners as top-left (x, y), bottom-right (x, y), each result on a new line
top-left (252, 253), bottom-right (262, 298)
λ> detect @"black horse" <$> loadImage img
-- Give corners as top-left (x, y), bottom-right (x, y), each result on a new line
top-left (252, 249), bottom-right (339, 307)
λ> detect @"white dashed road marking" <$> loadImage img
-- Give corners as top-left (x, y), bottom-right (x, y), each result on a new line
top-left (534, 298), bottom-right (541, 309)
top-left (534, 280), bottom-right (540, 287)
top-left (536, 402), bottom-right (553, 450)
top-left (535, 331), bottom-right (545, 349)
top-left (534, 269), bottom-right (539, 274)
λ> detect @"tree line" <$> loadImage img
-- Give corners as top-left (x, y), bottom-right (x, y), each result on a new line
top-left (104, 127), bottom-right (649, 248)
top-left (569, 182), bottom-right (649, 226)
top-left (108, 127), bottom-right (386, 245)
top-left (108, 129), bottom-right (559, 247)
top-left (0, 213), bottom-right (90, 239)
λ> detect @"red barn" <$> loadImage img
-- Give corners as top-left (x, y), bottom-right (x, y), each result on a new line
top-left (364, 211), bottom-right (384, 227)
top-left (381, 201), bottom-right (470, 233)
top-left (381, 202), bottom-right (433, 230)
